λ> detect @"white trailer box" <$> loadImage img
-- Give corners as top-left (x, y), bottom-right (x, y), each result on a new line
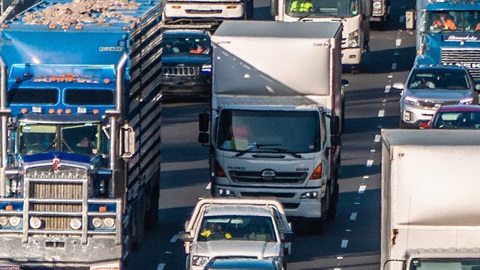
top-left (381, 129), bottom-right (480, 270)
top-left (199, 21), bottom-right (344, 233)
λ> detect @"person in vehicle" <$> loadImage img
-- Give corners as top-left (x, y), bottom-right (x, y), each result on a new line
top-left (290, 0), bottom-right (314, 12)
top-left (431, 13), bottom-right (457, 30)
top-left (77, 136), bottom-right (95, 148)
top-left (410, 76), bottom-right (436, 89)
top-left (189, 42), bottom-right (209, 54)
top-left (201, 223), bottom-right (232, 240)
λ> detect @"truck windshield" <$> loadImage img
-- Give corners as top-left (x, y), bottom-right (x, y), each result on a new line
top-left (217, 110), bottom-right (321, 153)
top-left (410, 258), bottom-right (480, 270)
top-left (285, 0), bottom-right (359, 18)
top-left (198, 215), bottom-right (276, 242)
top-left (19, 123), bottom-right (102, 156)
top-left (426, 11), bottom-right (480, 33)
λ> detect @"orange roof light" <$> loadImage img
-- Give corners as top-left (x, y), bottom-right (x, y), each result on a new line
top-left (49, 108), bottom-right (55, 114)
top-left (104, 78), bottom-right (111, 84)
top-left (65, 109), bottom-right (72, 114)
top-left (99, 205), bottom-right (107, 213)
top-left (56, 109), bottom-right (63, 114)
top-left (21, 108), bottom-right (28, 114)
top-left (93, 109), bottom-right (99, 115)
top-left (5, 205), bottom-right (13, 211)
top-left (1, 24), bottom-right (9, 29)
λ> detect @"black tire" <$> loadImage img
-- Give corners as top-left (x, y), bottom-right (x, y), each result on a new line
top-left (131, 197), bottom-right (146, 251)
top-left (145, 174), bottom-right (160, 231)
top-left (326, 182), bottom-right (339, 222)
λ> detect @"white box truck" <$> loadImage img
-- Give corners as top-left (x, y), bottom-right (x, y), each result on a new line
top-left (381, 129), bottom-right (480, 270)
top-left (198, 21), bottom-right (345, 233)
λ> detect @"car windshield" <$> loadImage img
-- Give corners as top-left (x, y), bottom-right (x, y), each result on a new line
top-left (432, 111), bottom-right (480, 129)
top-left (198, 215), bottom-right (276, 242)
top-left (162, 36), bottom-right (210, 55)
top-left (407, 69), bottom-right (470, 90)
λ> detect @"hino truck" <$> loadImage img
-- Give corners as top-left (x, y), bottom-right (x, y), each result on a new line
top-left (198, 21), bottom-right (344, 233)
top-left (0, 0), bottom-right (163, 268)
top-left (411, 0), bottom-right (480, 82)
top-left (381, 129), bottom-right (480, 270)
top-left (271, 0), bottom-right (371, 71)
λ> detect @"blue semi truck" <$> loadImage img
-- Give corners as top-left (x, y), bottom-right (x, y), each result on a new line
top-left (0, 0), bottom-right (163, 269)
top-left (412, 0), bottom-right (480, 82)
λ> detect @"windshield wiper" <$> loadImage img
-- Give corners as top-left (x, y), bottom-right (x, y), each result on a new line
top-left (234, 144), bottom-right (280, 157)
top-left (234, 144), bottom-right (302, 159)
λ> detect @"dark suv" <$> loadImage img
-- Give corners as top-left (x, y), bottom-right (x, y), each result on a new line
top-left (161, 29), bottom-right (212, 100)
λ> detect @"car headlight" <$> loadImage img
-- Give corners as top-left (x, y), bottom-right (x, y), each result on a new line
top-left (192, 255), bottom-right (210, 267)
top-left (403, 96), bottom-right (419, 107)
top-left (459, 97), bottom-right (473, 105)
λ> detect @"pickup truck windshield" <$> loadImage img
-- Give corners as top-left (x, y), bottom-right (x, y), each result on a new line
top-left (217, 110), bottom-right (321, 153)
top-left (198, 215), bottom-right (276, 242)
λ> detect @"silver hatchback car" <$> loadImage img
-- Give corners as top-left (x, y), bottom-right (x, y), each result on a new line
top-left (393, 64), bottom-right (480, 128)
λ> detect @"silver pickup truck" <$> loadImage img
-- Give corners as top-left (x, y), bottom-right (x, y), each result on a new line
top-left (178, 198), bottom-right (294, 270)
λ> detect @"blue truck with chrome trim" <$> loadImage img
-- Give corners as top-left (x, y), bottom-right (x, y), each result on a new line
top-left (412, 0), bottom-right (480, 83)
top-left (0, 0), bottom-right (163, 269)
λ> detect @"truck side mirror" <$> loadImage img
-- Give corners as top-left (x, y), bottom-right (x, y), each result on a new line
top-left (270, 0), bottom-right (278, 17)
top-left (281, 231), bottom-right (294, 242)
top-left (331, 115), bottom-right (340, 135)
top-left (199, 113), bottom-right (209, 132)
top-left (121, 124), bottom-right (135, 159)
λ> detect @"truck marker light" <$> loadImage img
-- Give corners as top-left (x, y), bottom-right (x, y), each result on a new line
top-left (48, 25), bottom-right (56, 29)
top-left (214, 160), bottom-right (226, 177)
top-left (23, 72), bottom-right (32, 77)
top-left (1, 24), bottom-right (8, 28)
top-left (49, 108), bottom-right (55, 114)
top-left (15, 78), bottom-right (22, 83)
top-left (65, 109), bottom-right (71, 114)
top-left (21, 108), bottom-right (28, 114)
top-left (93, 109), bottom-right (99, 115)
top-left (5, 205), bottom-right (12, 211)
top-left (172, 5), bottom-right (181, 9)
top-left (104, 78), bottom-right (111, 84)
top-left (61, 25), bottom-right (69, 30)
top-left (310, 164), bottom-right (323, 179)
top-left (226, 6), bottom-right (237, 9)
top-left (56, 109), bottom-right (63, 114)
top-left (75, 25), bottom-right (83, 30)
top-left (50, 75), bottom-right (57, 82)
top-left (99, 205), bottom-right (107, 213)
top-left (122, 26), bottom-right (130, 31)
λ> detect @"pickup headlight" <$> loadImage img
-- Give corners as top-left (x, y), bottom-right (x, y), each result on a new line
top-left (192, 255), bottom-right (210, 267)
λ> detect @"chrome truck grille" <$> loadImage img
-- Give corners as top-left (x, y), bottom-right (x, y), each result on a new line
top-left (441, 48), bottom-right (480, 81)
top-left (162, 66), bottom-right (200, 77)
top-left (0, 164), bottom-right (122, 244)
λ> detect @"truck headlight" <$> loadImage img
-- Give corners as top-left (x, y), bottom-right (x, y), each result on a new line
top-left (103, 217), bottom-right (115, 228)
top-left (70, 218), bottom-right (82, 230)
top-left (9, 216), bottom-right (21, 227)
top-left (192, 255), bottom-right (210, 267)
top-left (348, 30), bottom-right (359, 48)
top-left (30, 217), bottom-right (42, 229)
top-left (0, 216), bottom-right (8, 226)
top-left (300, 191), bottom-right (319, 199)
top-left (92, 217), bottom-right (103, 228)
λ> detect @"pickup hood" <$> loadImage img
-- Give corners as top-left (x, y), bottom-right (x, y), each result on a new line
top-left (192, 240), bottom-right (282, 258)
top-left (162, 54), bottom-right (210, 65)
top-left (405, 89), bottom-right (472, 102)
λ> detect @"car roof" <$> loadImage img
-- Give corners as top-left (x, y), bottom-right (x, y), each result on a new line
top-left (205, 258), bottom-right (281, 269)
top-left (413, 64), bottom-right (467, 72)
top-left (204, 204), bottom-right (273, 217)
top-left (436, 105), bottom-right (480, 113)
